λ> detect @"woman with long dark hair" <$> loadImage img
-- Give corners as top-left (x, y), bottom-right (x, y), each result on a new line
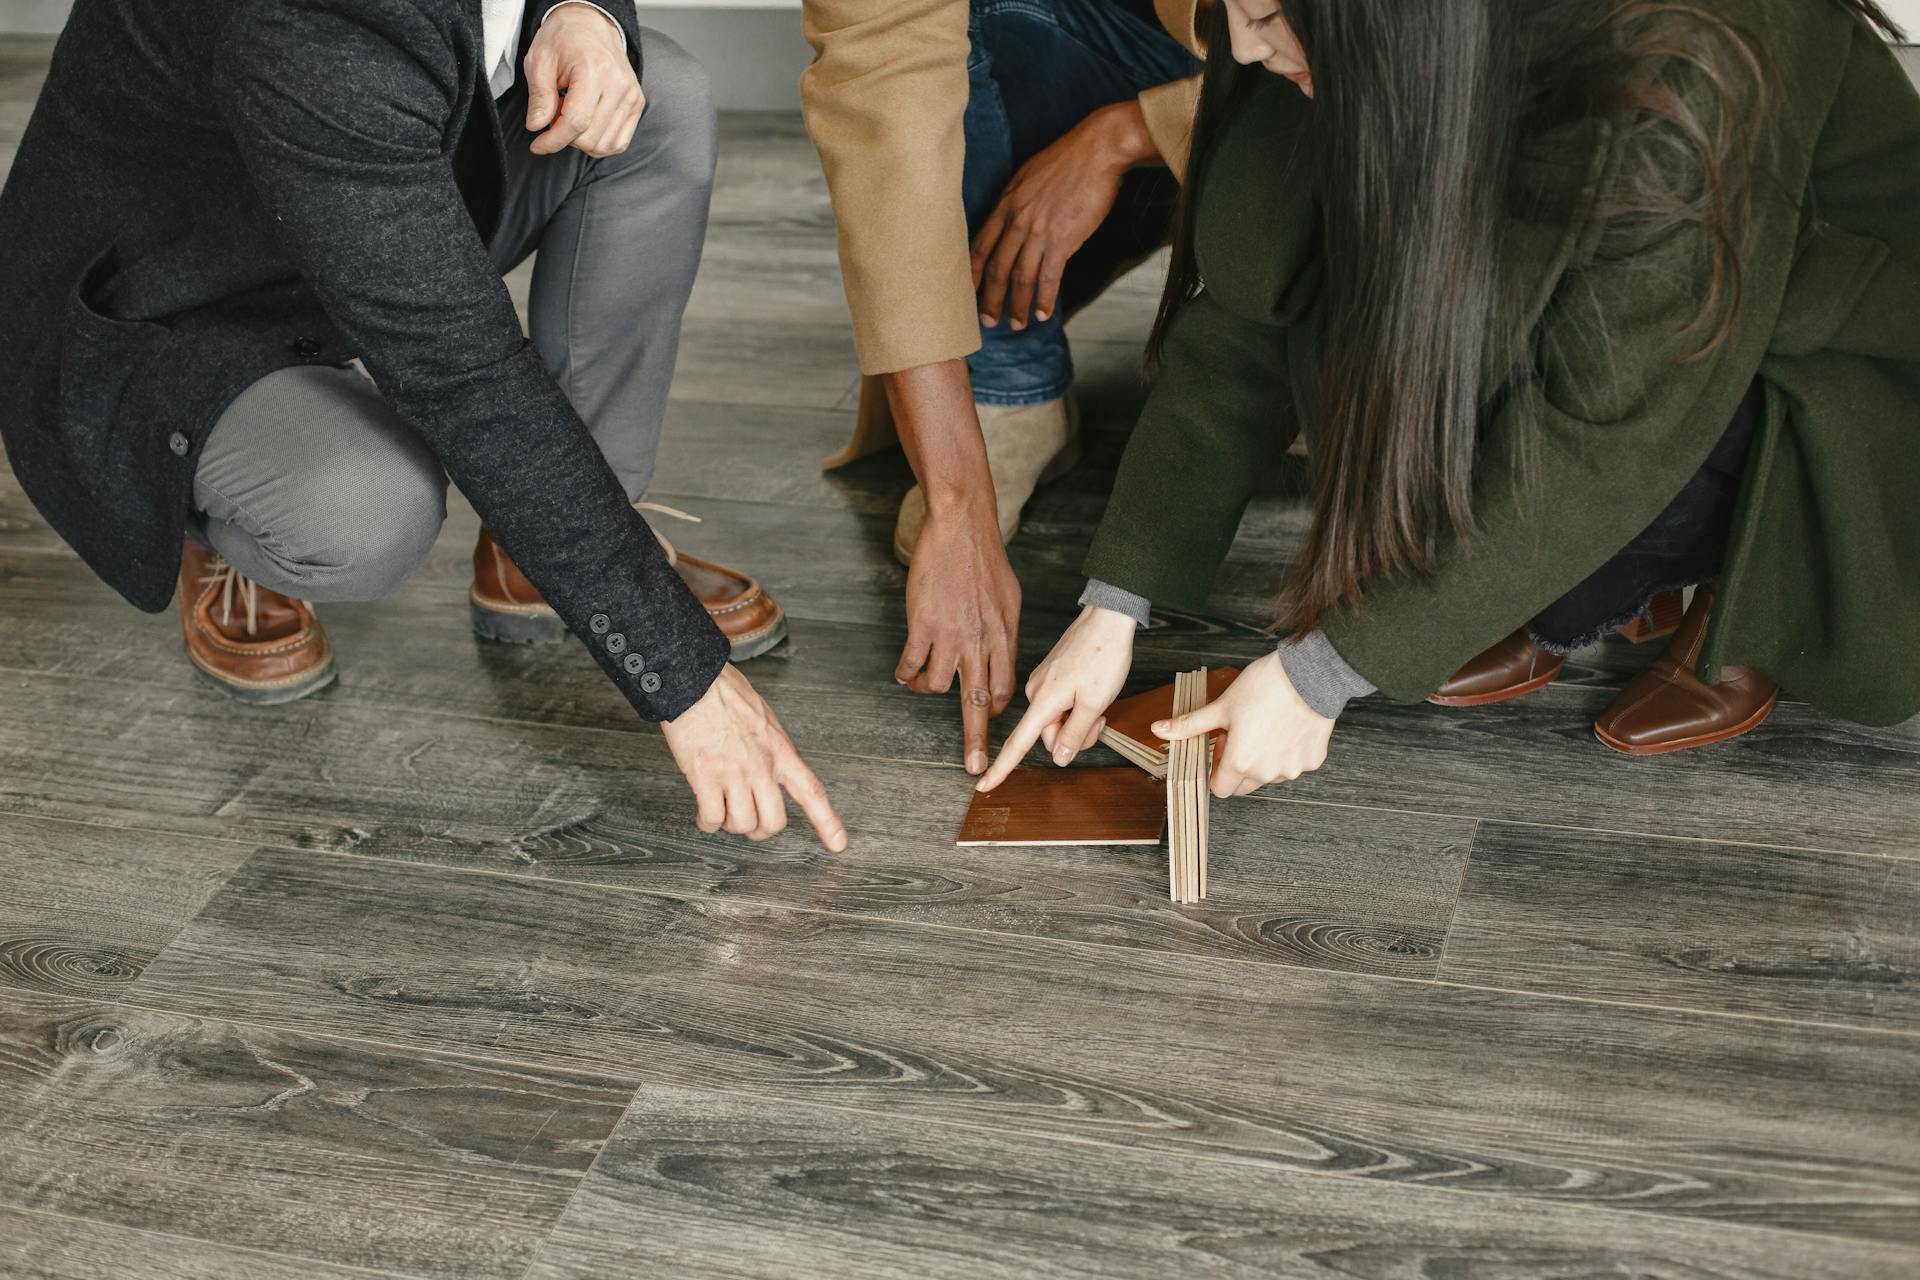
top-left (980, 0), bottom-right (1919, 796)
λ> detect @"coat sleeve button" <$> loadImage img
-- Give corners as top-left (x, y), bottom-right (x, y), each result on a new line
top-left (605, 633), bottom-right (626, 655)
top-left (293, 337), bottom-right (321, 357)
top-left (168, 432), bottom-right (191, 457)
top-left (640, 672), bottom-right (662, 694)
top-left (589, 614), bottom-right (611, 635)
top-left (622, 653), bottom-right (645, 675)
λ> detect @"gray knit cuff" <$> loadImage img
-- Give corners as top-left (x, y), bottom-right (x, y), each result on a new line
top-left (1080, 579), bottom-right (1152, 628)
top-left (1277, 628), bottom-right (1376, 720)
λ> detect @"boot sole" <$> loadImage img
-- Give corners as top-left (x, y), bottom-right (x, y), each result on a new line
top-left (470, 596), bottom-right (568, 645)
top-left (894, 435), bottom-right (1086, 568)
top-left (188, 654), bottom-right (337, 705)
top-left (1427, 661), bottom-right (1565, 708)
top-left (1594, 688), bottom-right (1780, 756)
top-left (727, 607), bottom-right (789, 663)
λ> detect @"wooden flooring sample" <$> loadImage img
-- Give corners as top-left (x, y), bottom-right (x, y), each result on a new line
top-left (1102, 667), bottom-right (1240, 776)
top-left (1166, 669), bottom-right (1212, 903)
top-left (958, 768), bottom-right (1167, 846)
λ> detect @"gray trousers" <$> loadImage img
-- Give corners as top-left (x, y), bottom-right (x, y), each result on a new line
top-left (192, 31), bottom-right (715, 601)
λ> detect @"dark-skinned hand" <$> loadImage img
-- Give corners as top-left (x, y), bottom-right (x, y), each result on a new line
top-left (972, 100), bottom-right (1159, 330)
top-left (897, 500), bottom-right (1022, 776)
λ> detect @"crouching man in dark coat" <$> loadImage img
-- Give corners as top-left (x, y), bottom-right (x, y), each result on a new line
top-left (0, 0), bottom-right (846, 850)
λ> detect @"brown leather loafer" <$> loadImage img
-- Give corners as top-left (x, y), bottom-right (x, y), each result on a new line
top-left (470, 520), bottom-right (788, 661)
top-left (178, 541), bottom-right (335, 704)
top-left (1429, 628), bottom-right (1566, 707)
top-left (1595, 585), bottom-right (1779, 756)
top-left (470, 525), bottom-right (569, 644)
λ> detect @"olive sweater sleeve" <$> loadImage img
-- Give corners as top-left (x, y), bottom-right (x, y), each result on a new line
top-left (1081, 289), bottom-right (1298, 606)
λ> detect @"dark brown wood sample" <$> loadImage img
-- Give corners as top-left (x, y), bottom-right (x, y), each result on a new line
top-left (1102, 668), bottom-right (1241, 776)
top-left (957, 768), bottom-right (1168, 846)
top-left (1105, 667), bottom-right (1240, 751)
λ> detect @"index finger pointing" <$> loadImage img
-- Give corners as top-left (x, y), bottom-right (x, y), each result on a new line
top-left (976, 695), bottom-right (1057, 793)
top-left (960, 651), bottom-right (992, 776)
top-left (781, 754), bottom-right (847, 853)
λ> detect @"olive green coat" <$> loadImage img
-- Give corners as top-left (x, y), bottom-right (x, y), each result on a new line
top-left (1083, 0), bottom-right (1920, 727)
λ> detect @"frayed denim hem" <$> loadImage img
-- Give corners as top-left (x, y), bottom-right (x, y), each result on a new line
top-left (1527, 580), bottom-right (1697, 656)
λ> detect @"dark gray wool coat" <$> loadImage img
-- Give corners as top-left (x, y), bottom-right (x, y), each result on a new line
top-left (0, 0), bottom-right (731, 721)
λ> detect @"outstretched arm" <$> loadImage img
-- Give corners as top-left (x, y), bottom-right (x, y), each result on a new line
top-left (801, 0), bottom-right (1023, 775)
top-left (216, 0), bottom-right (844, 847)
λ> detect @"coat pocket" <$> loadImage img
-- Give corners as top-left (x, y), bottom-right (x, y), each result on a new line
top-left (1768, 222), bottom-right (1890, 359)
top-left (57, 248), bottom-right (174, 457)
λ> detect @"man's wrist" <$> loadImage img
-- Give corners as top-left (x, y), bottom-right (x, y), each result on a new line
top-left (1088, 100), bottom-right (1160, 172)
top-left (923, 481), bottom-right (996, 522)
top-left (881, 360), bottom-right (997, 521)
top-left (543, 1), bottom-right (625, 49)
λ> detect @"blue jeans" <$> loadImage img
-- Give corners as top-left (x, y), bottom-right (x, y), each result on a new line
top-left (964, 0), bottom-right (1201, 406)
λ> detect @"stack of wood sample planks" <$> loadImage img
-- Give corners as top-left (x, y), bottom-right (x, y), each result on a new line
top-left (1165, 669), bottom-right (1210, 904)
top-left (956, 669), bottom-right (1219, 902)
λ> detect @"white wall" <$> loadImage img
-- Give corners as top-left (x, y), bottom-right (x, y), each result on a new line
top-left (1887, 0), bottom-right (1920, 35)
top-left (1, 1), bottom-right (73, 35)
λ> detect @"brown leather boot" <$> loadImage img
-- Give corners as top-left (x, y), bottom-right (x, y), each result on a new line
top-left (177, 541), bottom-right (335, 704)
top-left (470, 510), bottom-right (788, 661)
top-left (667, 551), bottom-right (788, 661)
top-left (1615, 588), bottom-right (1687, 645)
top-left (1429, 628), bottom-right (1566, 707)
top-left (1594, 585), bottom-right (1778, 755)
top-left (470, 524), bottom-right (569, 644)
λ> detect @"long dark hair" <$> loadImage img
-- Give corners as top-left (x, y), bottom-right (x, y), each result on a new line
top-left (1149, 0), bottom-right (1904, 636)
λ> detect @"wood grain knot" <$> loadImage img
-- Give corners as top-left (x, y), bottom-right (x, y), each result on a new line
top-left (0, 936), bottom-right (141, 995)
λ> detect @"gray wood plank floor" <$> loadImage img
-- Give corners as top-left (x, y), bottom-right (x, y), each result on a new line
top-left (3, 35), bottom-right (1919, 1279)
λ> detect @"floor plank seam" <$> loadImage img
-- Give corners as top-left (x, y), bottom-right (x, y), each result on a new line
top-left (78, 827), bottom-right (1920, 1041)
top-left (4, 805), bottom-right (1915, 1040)
top-left (1246, 793), bottom-right (1920, 864)
top-left (507, 1085), bottom-right (654, 1280)
top-left (7, 974), bottom-right (1913, 1263)
top-left (1431, 818), bottom-right (1484, 978)
top-left (4, 664), bottom-right (1907, 865)
top-left (0, 1198), bottom-right (431, 1280)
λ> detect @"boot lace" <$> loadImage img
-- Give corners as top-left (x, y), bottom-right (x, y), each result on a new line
top-left (633, 500), bottom-right (700, 567)
top-left (201, 555), bottom-right (263, 637)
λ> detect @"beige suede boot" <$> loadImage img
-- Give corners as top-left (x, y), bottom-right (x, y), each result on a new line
top-left (894, 397), bottom-right (1081, 566)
